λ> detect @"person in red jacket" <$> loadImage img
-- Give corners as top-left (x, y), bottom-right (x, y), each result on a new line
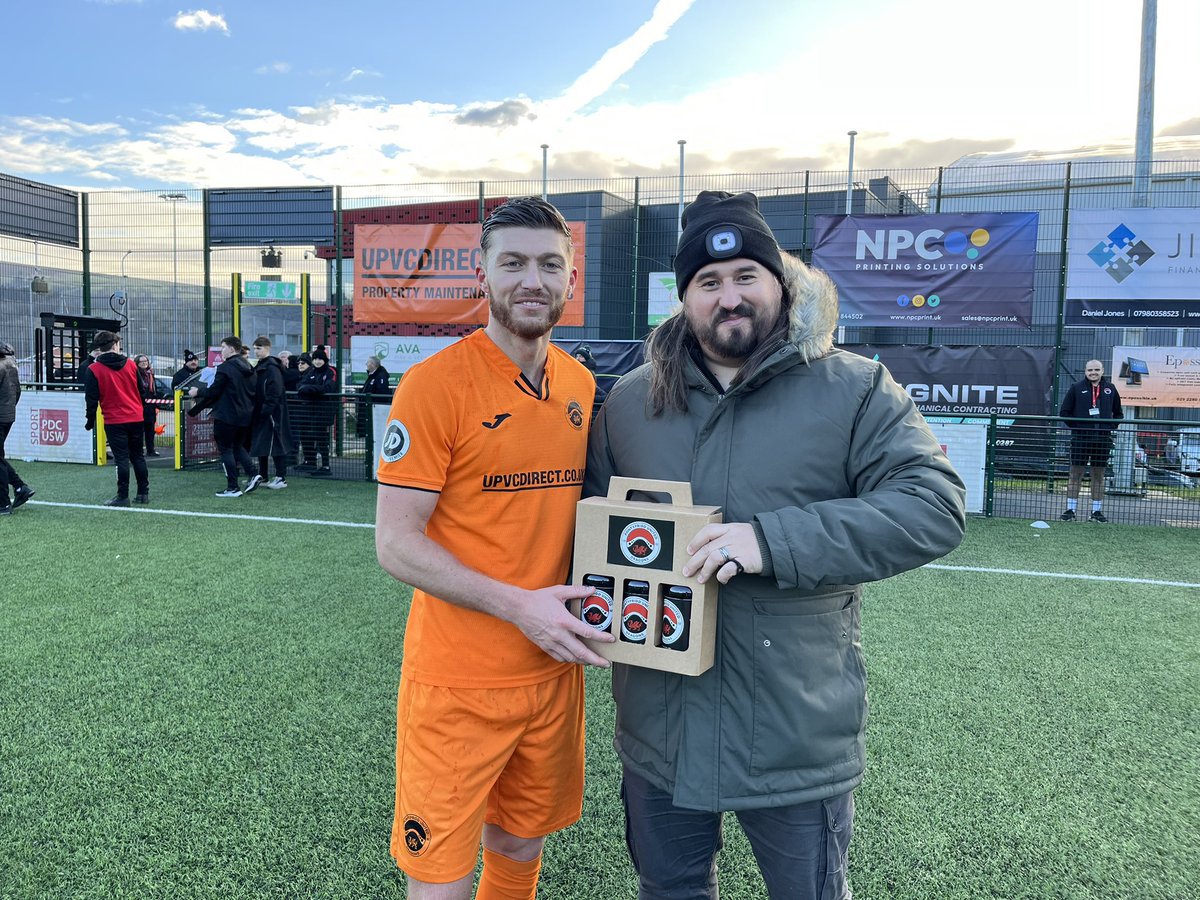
top-left (84, 331), bottom-right (150, 507)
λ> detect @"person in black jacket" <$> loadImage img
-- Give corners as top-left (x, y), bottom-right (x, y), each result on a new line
top-left (0, 341), bottom-right (35, 515)
top-left (297, 346), bottom-right (338, 477)
top-left (134, 355), bottom-right (162, 457)
top-left (248, 335), bottom-right (294, 491)
top-left (355, 355), bottom-right (392, 437)
top-left (1059, 359), bottom-right (1123, 523)
top-left (171, 350), bottom-right (201, 391)
top-left (187, 335), bottom-right (260, 498)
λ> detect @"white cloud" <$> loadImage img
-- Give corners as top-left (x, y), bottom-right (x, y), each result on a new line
top-left (173, 10), bottom-right (229, 34)
top-left (255, 62), bottom-right (292, 76)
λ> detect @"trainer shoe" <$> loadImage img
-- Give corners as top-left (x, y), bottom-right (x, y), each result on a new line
top-left (133, 493), bottom-right (150, 504)
top-left (310, 466), bottom-right (332, 478)
top-left (104, 496), bottom-right (131, 507)
top-left (12, 485), bottom-right (35, 509)
top-left (1059, 509), bottom-right (1076, 521)
top-left (0, 504), bottom-right (11, 516)
top-left (244, 474), bottom-right (264, 494)
top-left (215, 488), bottom-right (243, 498)
top-left (1089, 510), bottom-right (1108, 523)
top-left (265, 477), bottom-right (288, 490)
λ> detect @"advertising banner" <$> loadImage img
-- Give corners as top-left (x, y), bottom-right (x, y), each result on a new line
top-left (10, 391), bottom-right (93, 463)
top-left (927, 421), bottom-right (987, 514)
top-left (1065, 209), bottom-right (1200, 325)
top-left (353, 222), bottom-right (586, 326)
top-left (648, 272), bottom-right (680, 326)
top-left (1108, 345), bottom-right (1200, 408)
top-left (842, 344), bottom-right (1055, 419)
top-left (348, 335), bottom-right (461, 386)
top-left (813, 213), bottom-right (1038, 328)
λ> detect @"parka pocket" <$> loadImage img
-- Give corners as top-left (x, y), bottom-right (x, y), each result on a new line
top-left (750, 594), bottom-right (867, 777)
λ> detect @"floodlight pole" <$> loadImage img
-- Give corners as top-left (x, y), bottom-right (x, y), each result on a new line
top-left (846, 130), bottom-right (858, 215)
top-left (541, 144), bottom-right (549, 200)
top-left (677, 140), bottom-right (687, 241)
top-left (1132, 0), bottom-right (1157, 207)
top-left (159, 193), bottom-right (186, 362)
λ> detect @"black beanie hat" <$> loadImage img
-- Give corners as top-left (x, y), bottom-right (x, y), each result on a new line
top-left (298, 352), bottom-right (313, 365)
top-left (311, 347), bottom-right (329, 363)
top-left (674, 191), bottom-right (784, 298)
top-left (183, 350), bottom-right (198, 363)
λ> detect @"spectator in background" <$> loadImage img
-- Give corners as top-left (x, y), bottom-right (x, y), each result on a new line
top-left (355, 354), bottom-right (391, 437)
top-left (187, 336), bottom-right (259, 498)
top-left (293, 353), bottom-right (315, 470)
top-left (134, 354), bottom-right (162, 457)
top-left (297, 347), bottom-right (337, 477)
top-left (0, 341), bottom-right (35, 516)
top-left (573, 343), bottom-right (607, 414)
top-left (279, 350), bottom-right (302, 466)
top-left (1059, 359), bottom-right (1123, 523)
top-left (249, 335), bottom-right (293, 491)
top-left (84, 331), bottom-right (150, 507)
top-left (172, 350), bottom-right (201, 391)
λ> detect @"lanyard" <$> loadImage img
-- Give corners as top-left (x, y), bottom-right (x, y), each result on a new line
top-left (1091, 384), bottom-right (1100, 408)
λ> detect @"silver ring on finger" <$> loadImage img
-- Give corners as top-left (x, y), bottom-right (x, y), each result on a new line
top-left (719, 545), bottom-right (731, 563)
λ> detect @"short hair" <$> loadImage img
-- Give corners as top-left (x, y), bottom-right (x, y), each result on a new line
top-left (252, 335), bottom-right (271, 348)
top-left (480, 197), bottom-right (572, 258)
top-left (91, 331), bottom-right (120, 351)
top-left (221, 335), bottom-right (245, 353)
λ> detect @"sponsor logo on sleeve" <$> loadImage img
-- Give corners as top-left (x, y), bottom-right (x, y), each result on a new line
top-left (381, 419), bottom-right (411, 463)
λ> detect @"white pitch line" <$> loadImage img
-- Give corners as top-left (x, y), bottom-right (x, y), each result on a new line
top-left (22, 502), bottom-right (1200, 587)
top-left (26, 500), bottom-right (375, 529)
top-left (924, 563), bottom-right (1200, 589)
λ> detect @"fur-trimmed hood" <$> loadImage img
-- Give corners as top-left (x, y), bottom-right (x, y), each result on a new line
top-left (781, 252), bottom-right (839, 364)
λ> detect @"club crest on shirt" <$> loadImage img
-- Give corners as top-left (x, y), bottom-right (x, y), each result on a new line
top-left (566, 398), bottom-right (585, 430)
top-left (381, 419), bottom-right (411, 463)
top-left (403, 814), bottom-right (431, 856)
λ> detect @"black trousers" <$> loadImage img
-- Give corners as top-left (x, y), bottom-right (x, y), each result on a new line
top-left (0, 420), bottom-right (28, 501)
top-left (257, 455), bottom-right (288, 479)
top-left (106, 421), bottom-right (149, 499)
top-left (213, 420), bottom-right (255, 490)
top-left (142, 407), bottom-right (157, 453)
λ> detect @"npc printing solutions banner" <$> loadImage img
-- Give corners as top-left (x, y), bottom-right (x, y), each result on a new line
top-left (1065, 209), bottom-right (1200, 326)
top-left (813, 213), bottom-right (1038, 328)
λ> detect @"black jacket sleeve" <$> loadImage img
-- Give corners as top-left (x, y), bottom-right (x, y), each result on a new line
top-left (189, 371), bottom-right (226, 416)
top-left (84, 368), bottom-right (100, 429)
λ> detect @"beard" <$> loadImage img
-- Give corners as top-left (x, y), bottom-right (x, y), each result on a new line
top-left (688, 302), bottom-right (774, 362)
top-left (490, 290), bottom-right (567, 339)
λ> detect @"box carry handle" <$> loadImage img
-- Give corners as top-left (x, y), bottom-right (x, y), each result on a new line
top-left (606, 476), bottom-right (693, 507)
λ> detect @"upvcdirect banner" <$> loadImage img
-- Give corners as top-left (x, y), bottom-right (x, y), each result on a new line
top-left (842, 344), bottom-right (1054, 418)
top-left (354, 222), bottom-right (586, 325)
top-left (813, 213), bottom-right (1037, 328)
top-left (1066, 209), bottom-right (1200, 325)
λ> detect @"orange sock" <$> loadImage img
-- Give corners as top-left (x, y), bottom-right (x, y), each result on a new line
top-left (475, 847), bottom-right (542, 900)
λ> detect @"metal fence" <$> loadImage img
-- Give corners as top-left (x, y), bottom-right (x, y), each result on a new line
top-left (178, 392), bottom-right (382, 482)
top-left (987, 415), bottom-right (1199, 526)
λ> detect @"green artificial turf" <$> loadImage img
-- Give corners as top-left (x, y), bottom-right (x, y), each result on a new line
top-left (1, 462), bottom-right (1196, 898)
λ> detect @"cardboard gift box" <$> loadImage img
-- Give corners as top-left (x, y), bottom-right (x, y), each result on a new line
top-left (571, 477), bottom-right (722, 676)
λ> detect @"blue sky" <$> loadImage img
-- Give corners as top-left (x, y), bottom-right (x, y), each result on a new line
top-left (2, 0), bottom-right (1198, 191)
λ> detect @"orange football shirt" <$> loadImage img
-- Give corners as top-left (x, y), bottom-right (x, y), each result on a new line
top-left (377, 330), bottom-right (594, 687)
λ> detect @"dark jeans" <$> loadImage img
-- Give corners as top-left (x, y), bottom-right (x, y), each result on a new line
top-left (213, 420), bottom-right (255, 490)
top-left (621, 768), bottom-right (854, 900)
top-left (106, 421), bottom-right (149, 499)
top-left (0, 420), bottom-right (27, 502)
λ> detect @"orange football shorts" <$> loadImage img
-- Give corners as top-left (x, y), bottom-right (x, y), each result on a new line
top-left (390, 665), bottom-right (585, 883)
